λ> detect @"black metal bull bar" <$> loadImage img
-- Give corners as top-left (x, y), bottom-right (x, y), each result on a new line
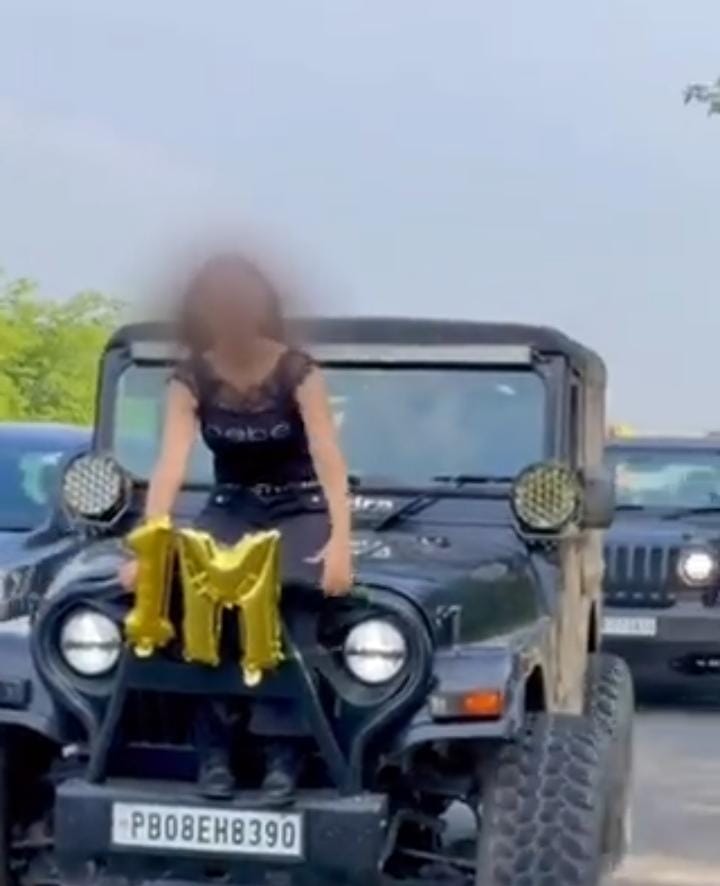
top-left (33, 579), bottom-right (433, 795)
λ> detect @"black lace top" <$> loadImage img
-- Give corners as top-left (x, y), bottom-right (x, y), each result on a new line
top-left (171, 349), bottom-right (318, 488)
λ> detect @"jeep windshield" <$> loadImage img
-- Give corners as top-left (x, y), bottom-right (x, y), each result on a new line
top-left (112, 363), bottom-right (546, 487)
top-left (607, 446), bottom-right (720, 511)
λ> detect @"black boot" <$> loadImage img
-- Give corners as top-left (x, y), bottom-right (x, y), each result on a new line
top-left (261, 743), bottom-right (302, 803)
top-left (195, 699), bottom-right (234, 800)
top-left (198, 749), bottom-right (234, 800)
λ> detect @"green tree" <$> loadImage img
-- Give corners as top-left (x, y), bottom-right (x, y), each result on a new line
top-left (0, 274), bottom-right (122, 424)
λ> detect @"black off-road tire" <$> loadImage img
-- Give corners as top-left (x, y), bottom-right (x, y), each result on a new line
top-left (584, 652), bottom-right (634, 869)
top-left (476, 714), bottom-right (608, 886)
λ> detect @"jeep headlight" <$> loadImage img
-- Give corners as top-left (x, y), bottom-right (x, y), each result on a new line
top-left (62, 452), bottom-right (128, 523)
top-left (343, 619), bottom-right (407, 684)
top-left (677, 548), bottom-right (717, 586)
top-left (59, 609), bottom-right (122, 676)
top-left (511, 461), bottom-right (581, 532)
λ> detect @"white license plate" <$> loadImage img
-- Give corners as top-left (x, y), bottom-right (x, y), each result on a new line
top-left (111, 802), bottom-right (303, 858)
top-left (602, 616), bottom-right (657, 637)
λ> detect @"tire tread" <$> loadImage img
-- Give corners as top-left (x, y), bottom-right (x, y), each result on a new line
top-left (477, 714), bottom-right (606, 885)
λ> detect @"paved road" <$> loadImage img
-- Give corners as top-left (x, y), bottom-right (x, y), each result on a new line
top-left (613, 705), bottom-right (720, 886)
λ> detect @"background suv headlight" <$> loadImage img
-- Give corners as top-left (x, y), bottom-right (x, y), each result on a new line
top-left (59, 609), bottom-right (122, 676)
top-left (343, 618), bottom-right (407, 684)
top-left (677, 548), bottom-right (717, 586)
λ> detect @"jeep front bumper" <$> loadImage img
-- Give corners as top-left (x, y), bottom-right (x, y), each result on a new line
top-left (55, 778), bottom-right (389, 886)
top-left (602, 601), bottom-right (720, 691)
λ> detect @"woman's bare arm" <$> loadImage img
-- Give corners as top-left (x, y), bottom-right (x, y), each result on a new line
top-left (295, 368), bottom-right (350, 541)
top-left (144, 380), bottom-right (198, 520)
top-left (119, 381), bottom-right (197, 589)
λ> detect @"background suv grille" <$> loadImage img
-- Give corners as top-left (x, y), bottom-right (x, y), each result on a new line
top-left (603, 543), bottom-right (680, 607)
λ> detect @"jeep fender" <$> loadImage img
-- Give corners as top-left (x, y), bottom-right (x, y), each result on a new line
top-left (0, 617), bottom-right (64, 742)
top-left (392, 644), bottom-right (543, 752)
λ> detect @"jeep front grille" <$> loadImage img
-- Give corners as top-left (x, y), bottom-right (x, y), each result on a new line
top-left (121, 690), bottom-right (195, 748)
top-left (603, 543), bottom-right (680, 607)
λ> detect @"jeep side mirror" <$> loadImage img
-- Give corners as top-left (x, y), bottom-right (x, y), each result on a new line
top-left (580, 466), bottom-right (615, 529)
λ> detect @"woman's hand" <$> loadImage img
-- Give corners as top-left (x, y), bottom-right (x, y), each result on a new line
top-left (318, 534), bottom-right (353, 597)
top-left (118, 558), bottom-right (138, 592)
top-left (295, 368), bottom-right (353, 595)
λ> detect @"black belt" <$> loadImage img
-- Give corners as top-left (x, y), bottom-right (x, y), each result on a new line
top-left (215, 480), bottom-right (321, 498)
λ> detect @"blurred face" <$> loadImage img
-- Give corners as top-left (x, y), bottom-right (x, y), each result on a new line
top-left (196, 264), bottom-right (270, 349)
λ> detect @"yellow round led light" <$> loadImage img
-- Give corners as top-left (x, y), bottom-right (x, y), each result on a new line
top-left (511, 462), bottom-right (581, 532)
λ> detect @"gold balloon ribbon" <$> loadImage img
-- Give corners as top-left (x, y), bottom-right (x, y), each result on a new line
top-left (124, 520), bottom-right (283, 686)
top-left (124, 516), bottom-right (175, 657)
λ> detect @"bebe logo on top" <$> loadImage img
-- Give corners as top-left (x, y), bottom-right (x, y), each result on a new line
top-left (206, 421), bottom-right (292, 444)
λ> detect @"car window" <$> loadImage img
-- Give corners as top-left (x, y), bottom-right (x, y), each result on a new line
top-left (0, 446), bottom-right (69, 531)
top-left (113, 363), bottom-right (546, 485)
top-left (607, 447), bottom-right (720, 508)
top-left (114, 368), bottom-right (213, 483)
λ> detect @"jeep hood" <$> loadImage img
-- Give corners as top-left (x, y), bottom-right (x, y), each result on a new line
top-left (607, 516), bottom-right (720, 548)
top-left (0, 532), bottom-right (31, 561)
top-left (352, 527), bottom-right (542, 645)
top-left (0, 529), bottom-right (81, 573)
top-left (48, 526), bottom-right (541, 648)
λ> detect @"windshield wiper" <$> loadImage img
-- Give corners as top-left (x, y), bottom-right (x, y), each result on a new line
top-left (372, 493), bottom-right (440, 532)
top-left (432, 474), bottom-right (514, 485)
top-left (372, 476), bottom-right (512, 532)
top-left (662, 504), bottom-right (720, 520)
top-left (614, 503), bottom-right (646, 511)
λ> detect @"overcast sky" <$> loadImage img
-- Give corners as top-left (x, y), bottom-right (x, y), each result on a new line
top-left (2, 0), bottom-right (720, 429)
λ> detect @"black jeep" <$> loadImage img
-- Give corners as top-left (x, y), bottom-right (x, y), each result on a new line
top-left (0, 318), bottom-right (632, 886)
top-left (604, 434), bottom-right (720, 695)
top-left (0, 422), bottom-right (90, 621)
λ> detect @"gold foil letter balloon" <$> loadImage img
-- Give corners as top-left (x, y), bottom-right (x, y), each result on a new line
top-left (176, 528), bottom-right (283, 685)
top-left (124, 517), bottom-right (176, 656)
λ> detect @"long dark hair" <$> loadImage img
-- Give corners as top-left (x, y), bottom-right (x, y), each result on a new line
top-left (176, 252), bottom-right (287, 356)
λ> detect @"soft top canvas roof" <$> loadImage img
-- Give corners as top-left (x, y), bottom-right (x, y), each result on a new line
top-left (106, 316), bottom-right (606, 384)
top-left (607, 436), bottom-right (720, 452)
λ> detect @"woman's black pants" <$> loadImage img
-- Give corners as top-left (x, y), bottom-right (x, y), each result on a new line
top-left (191, 486), bottom-right (330, 758)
